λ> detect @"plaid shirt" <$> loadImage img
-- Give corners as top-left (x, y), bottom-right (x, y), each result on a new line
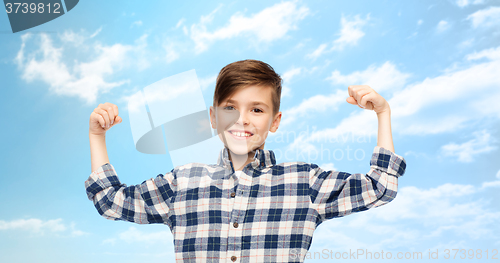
top-left (85, 146), bottom-right (406, 263)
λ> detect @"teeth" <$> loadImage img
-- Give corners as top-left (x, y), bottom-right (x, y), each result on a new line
top-left (232, 131), bottom-right (252, 137)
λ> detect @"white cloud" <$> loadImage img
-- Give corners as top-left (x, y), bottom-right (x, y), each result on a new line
top-left (59, 30), bottom-right (85, 46)
top-left (0, 218), bottom-right (65, 233)
top-left (15, 31), bottom-right (149, 105)
top-left (482, 180), bottom-right (500, 188)
top-left (458, 38), bottom-right (475, 49)
top-left (280, 67), bottom-right (301, 98)
top-left (163, 39), bottom-right (180, 63)
top-left (466, 45), bottom-right (500, 61)
top-left (311, 182), bottom-right (500, 252)
top-left (406, 31), bottom-right (418, 39)
top-left (281, 89), bottom-right (347, 127)
top-left (281, 67), bottom-right (317, 98)
top-left (306, 14), bottom-right (370, 59)
top-left (199, 74), bottom-right (217, 91)
top-left (469, 88), bottom-right (500, 118)
top-left (131, 20), bottom-right (143, 28)
top-left (482, 168), bottom-right (500, 188)
top-left (319, 163), bottom-right (336, 171)
top-left (282, 62), bottom-right (409, 151)
top-left (399, 115), bottom-right (468, 135)
top-left (417, 19), bottom-right (424, 25)
top-left (440, 130), bottom-right (497, 162)
top-left (90, 27), bottom-right (102, 38)
top-left (286, 109), bottom-right (376, 156)
top-left (467, 6), bottom-right (500, 28)
top-left (456, 0), bottom-right (486, 8)
top-left (376, 183), bottom-right (477, 221)
top-left (327, 62), bottom-right (410, 93)
top-left (389, 47), bottom-right (500, 136)
top-left (390, 47), bottom-right (500, 118)
top-left (189, 1), bottom-right (309, 53)
top-left (332, 14), bottom-right (370, 51)
top-left (282, 67), bottom-right (302, 83)
top-left (176, 18), bottom-right (185, 29)
top-left (436, 20), bottom-right (451, 33)
top-left (0, 218), bottom-right (87, 237)
top-left (287, 46), bottom-right (500, 154)
top-left (283, 62), bottom-right (409, 153)
top-left (306, 43), bottom-right (328, 60)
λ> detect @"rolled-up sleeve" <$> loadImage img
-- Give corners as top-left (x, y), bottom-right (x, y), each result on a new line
top-left (84, 163), bottom-right (177, 227)
top-left (309, 146), bottom-right (406, 222)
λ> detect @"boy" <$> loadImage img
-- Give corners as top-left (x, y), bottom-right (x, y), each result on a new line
top-left (86, 59), bottom-right (406, 262)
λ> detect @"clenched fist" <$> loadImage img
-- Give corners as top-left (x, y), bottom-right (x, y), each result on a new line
top-left (346, 85), bottom-right (390, 114)
top-left (89, 102), bottom-right (123, 136)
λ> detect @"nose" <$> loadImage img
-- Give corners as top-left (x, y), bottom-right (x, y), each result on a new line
top-left (235, 110), bottom-right (249, 126)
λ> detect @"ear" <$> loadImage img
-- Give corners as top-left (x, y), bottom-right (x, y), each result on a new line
top-left (209, 106), bottom-right (216, 129)
top-left (269, 111), bottom-right (282, 133)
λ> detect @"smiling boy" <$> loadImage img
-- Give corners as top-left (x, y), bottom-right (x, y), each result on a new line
top-left (86, 59), bottom-right (406, 263)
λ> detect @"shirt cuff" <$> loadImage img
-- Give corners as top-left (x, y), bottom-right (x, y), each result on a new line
top-left (84, 163), bottom-right (122, 200)
top-left (370, 146), bottom-right (407, 177)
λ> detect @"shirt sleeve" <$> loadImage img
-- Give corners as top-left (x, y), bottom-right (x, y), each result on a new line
top-left (84, 163), bottom-right (177, 226)
top-left (309, 146), bottom-right (406, 222)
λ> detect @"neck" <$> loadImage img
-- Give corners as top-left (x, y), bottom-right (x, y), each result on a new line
top-left (228, 150), bottom-right (256, 171)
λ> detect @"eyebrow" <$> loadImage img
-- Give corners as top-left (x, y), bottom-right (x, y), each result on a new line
top-left (225, 99), bottom-right (269, 108)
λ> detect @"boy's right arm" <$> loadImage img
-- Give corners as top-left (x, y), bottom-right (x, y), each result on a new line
top-left (87, 102), bottom-right (176, 225)
top-left (89, 102), bottom-right (122, 172)
top-left (85, 163), bottom-right (177, 225)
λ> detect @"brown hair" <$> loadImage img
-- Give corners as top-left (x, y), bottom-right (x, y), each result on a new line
top-left (213, 59), bottom-right (282, 115)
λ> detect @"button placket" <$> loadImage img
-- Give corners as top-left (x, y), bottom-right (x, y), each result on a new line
top-left (227, 171), bottom-right (252, 263)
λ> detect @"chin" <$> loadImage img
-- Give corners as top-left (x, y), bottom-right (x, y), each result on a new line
top-left (226, 143), bottom-right (254, 156)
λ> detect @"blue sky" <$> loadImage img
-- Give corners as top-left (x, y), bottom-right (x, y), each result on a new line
top-left (1, 0), bottom-right (500, 262)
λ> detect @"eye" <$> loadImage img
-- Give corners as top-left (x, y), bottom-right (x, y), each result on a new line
top-left (252, 108), bottom-right (263, 113)
top-left (223, 106), bottom-right (235, 110)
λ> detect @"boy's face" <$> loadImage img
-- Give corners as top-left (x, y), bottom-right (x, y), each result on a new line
top-left (210, 85), bottom-right (282, 156)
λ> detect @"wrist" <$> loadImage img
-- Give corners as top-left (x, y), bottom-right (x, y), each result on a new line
top-left (376, 106), bottom-right (391, 116)
top-left (377, 110), bottom-right (391, 118)
top-left (89, 132), bottom-right (106, 139)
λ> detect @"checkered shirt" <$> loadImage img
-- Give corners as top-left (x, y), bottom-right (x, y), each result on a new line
top-left (85, 146), bottom-right (406, 262)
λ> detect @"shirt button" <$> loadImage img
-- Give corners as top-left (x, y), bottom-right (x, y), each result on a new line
top-left (230, 192), bottom-right (236, 198)
top-left (233, 222), bottom-right (239, 228)
top-left (231, 256), bottom-right (237, 261)
top-left (261, 162), bottom-right (265, 167)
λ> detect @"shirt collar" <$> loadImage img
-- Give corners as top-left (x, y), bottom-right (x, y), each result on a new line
top-left (217, 146), bottom-right (276, 171)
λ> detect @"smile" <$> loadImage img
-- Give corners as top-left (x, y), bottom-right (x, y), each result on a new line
top-left (228, 130), bottom-right (254, 139)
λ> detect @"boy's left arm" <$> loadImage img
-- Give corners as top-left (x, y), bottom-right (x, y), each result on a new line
top-left (310, 146), bottom-right (406, 222)
top-left (309, 85), bottom-right (406, 222)
top-left (347, 85), bottom-right (394, 153)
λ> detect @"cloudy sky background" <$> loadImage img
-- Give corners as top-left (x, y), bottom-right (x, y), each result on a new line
top-left (1, 0), bottom-right (499, 262)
